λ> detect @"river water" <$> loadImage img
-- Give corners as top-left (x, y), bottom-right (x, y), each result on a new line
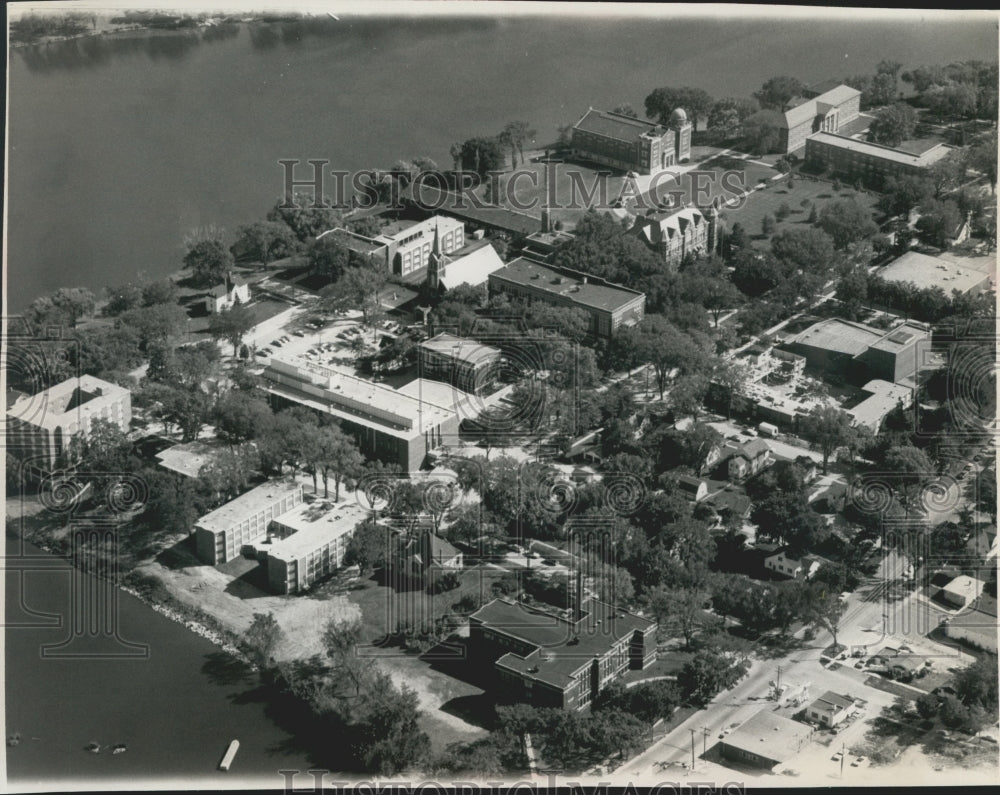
top-left (4, 537), bottom-right (312, 787)
top-left (6, 13), bottom-right (997, 311)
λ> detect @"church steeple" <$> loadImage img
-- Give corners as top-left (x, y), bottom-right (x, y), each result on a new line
top-left (427, 222), bottom-right (445, 291)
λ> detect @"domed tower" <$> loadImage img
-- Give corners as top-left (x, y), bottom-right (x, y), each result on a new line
top-left (669, 107), bottom-right (693, 163)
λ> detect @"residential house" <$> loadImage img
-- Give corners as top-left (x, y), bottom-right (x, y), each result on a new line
top-left (677, 474), bottom-right (709, 502)
top-left (805, 692), bottom-right (855, 728)
top-left (764, 548), bottom-right (825, 580)
top-left (204, 272), bottom-right (250, 313)
top-left (728, 439), bottom-right (773, 482)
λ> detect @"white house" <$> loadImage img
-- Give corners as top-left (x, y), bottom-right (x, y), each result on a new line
top-left (764, 548), bottom-right (824, 580)
top-left (205, 273), bottom-right (250, 314)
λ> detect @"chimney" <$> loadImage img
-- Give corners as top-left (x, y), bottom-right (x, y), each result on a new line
top-left (541, 153), bottom-right (552, 233)
top-left (575, 564), bottom-right (583, 622)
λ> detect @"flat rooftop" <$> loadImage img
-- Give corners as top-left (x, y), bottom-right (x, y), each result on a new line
top-left (846, 380), bottom-right (913, 430)
top-left (471, 597), bottom-right (654, 688)
top-left (722, 710), bottom-right (813, 764)
top-left (420, 332), bottom-right (501, 365)
top-left (789, 318), bottom-right (884, 357)
top-left (809, 131), bottom-right (952, 167)
top-left (491, 257), bottom-right (644, 314)
top-left (867, 321), bottom-right (930, 354)
top-left (155, 439), bottom-right (229, 479)
top-left (8, 375), bottom-right (129, 430)
top-left (265, 354), bottom-right (456, 434)
top-left (267, 496), bottom-right (367, 562)
top-left (196, 478), bottom-right (301, 535)
top-left (878, 251), bottom-right (992, 294)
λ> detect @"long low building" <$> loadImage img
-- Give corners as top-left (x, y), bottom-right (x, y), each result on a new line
top-left (263, 354), bottom-right (460, 470)
top-left (469, 596), bottom-right (657, 711)
top-left (488, 257), bottom-right (645, 337)
top-left (805, 132), bottom-right (952, 181)
top-left (195, 478), bottom-right (304, 565)
top-left (945, 595), bottom-right (998, 653)
top-left (876, 251), bottom-right (993, 296)
top-left (719, 710), bottom-right (814, 770)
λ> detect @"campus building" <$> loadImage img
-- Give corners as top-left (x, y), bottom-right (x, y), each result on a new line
top-left (6, 375), bottom-right (132, 469)
top-left (262, 354), bottom-right (460, 470)
top-left (469, 596), bottom-right (657, 711)
top-left (945, 595), bottom-right (998, 653)
top-left (781, 318), bottom-right (931, 385)
top-left (399, 182), bottom-right (541, 238)
top-left (194, 478), bottom-right (304, 566)
top-left (266, 497), bottom-right (367, 594)
top-left (876, 251), bottom-right (993, 296)
top-left (418, 332), bottom-right (502, 395)
top-left (488, 257), bottom-right (646, 338)
top-left (630, 205), bottom-right (717, 270)
top-left (570, 106), bottom-right (693, 174)
top-left (778, 84), bottom-right (862, 154)
top-left (318, 215), bottom-right (465, 278)
top-left (719, 710), bottom-right (814, 769)
top-left (804, 133), bottom-right (952, 181)
top-left (426, 239), bottom-right (506, 291)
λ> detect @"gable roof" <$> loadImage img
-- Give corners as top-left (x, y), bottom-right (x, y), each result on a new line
top-left (809, 691), bottom-right (854, 714)
top-left (632, 207), bottom-right (705, 245)
top-left (573, 108), bottom-right (667, 143)
top-left (439, 243), bottom-right (506, 289)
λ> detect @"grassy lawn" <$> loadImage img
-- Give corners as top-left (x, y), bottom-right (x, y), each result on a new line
top-left (345, 566), bottom-right (495, 644)
top-left (720, 176), bottom-right (882, 247)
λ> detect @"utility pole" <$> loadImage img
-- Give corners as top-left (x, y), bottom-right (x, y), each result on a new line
top-left (840, 742), bottom-right (846, 778)
top-left (688, 728), bottom-right (697, 771)
top-left (701, 727), bottom-right (711, 756)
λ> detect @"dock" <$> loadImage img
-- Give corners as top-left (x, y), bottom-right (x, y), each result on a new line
top-left (218, 739), bottom-right (240, 771)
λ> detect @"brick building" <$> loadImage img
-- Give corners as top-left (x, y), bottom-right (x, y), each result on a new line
top-left (488, 257), bottom-right (645, 338)
top-left (778, 84), bottom-right (862, 154)
top-left (570, 106), bottom-right (693, 174)
top-left (630, 205), bottom-right (717, 270)
top-left (418, 332), bottom-right (502, 395)
top-left (804, 133), bottom-right (951, 181)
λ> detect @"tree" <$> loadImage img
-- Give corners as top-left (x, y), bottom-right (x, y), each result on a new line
top-left (644, 86), bottom-right (713, 130)
top-left (671, 373), bottom-right (710, 421)
top-left (678, 650), bottom-right (749, 706)
top-left (647, 586), bottom-right (709, 650)
top-left (50, 287), bottom-right (97, 328)
top-left (266, 193), bottom-right (342, 243)
top-left (701, 277), bottom-right (742, 327)
top-left (799, 405), bottom-right (854, 473)
top-left (915, 198), bottom-right (963, 247)
top-left (318, 265), bottom-right (387, 329)
top-left (350, 670), bottom-right (431, 774)
top-left (313, 424), bottom-right (364, 500)
top-left (233, 220), bottom-right (297, 265)
top-left (817, 198), bottom-right (878, 250)
top-left (183, 235), bottom-right (234, 288)
top-left (307, 233), bottom-right (352, 281)
top-left (953, 657), bottom-right (999, 714)
top-left (140, 468), bottom-right (202, 535)
top-left (754, 76), bottom-right (805, 111)
top-left (344, 519), bottom-right (391, 575)
top-left (751, 491), bottom-right (826, 555)
top-left (771, 227), bottom-right (836, 272)
top-left (198, 444), bottom-right (256, 505)
top-left (117, 303), bottom-right (188, 351)
top-left (141, 278), bottom-right (178, 307)
top-left (499, 120), bottom-right (537, 168)
top-left (245, 612), bottom-right (283, 667)
top-left (922, 83), bottom-right (978, 120)
top-left (615, 315), bottom-right (709, 399)
top-left (798, 583), bottom-right (846, 648)
top-left (707, 96), bottom-right (759, 138)
top-left (742, 110), bottom-right (783, 156)
top-left (213, 390), bottom-right (273, 444)
top-left (879, 175), bottom-right (935, 217)
top-left (836, 267), bottom-right (869, 320)
top-left (869, 103), bottom-right (917, 147)
top-left (611, 103), bottom-right (638, 118)
top-left (761, 213), bottom-right (776, 235)
top-left (208, 301), bottom-right (255, 357)
top-left (460, 136), bottom-right (505, 179)
top-left (104, 280), bottom-right (146, 316)
top-left (883, 445), bottom-right (933, 519)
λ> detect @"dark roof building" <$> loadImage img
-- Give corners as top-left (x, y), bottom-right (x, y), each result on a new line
top-left (570, 106), bottom-right (693, 174)
top-left (399, 182), bottom-right (541, 238)
top-left (469, 596), bottom-right (657, 711)
top-left (488, 257), bottom-right (645, 338)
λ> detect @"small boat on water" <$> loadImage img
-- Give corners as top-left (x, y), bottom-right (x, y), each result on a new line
top-left (112, 743), bottom-right (127, 755)
top-left (218, 739), bottom-right (240, 771)
top-left (86, 741), bottom-right (101, 754)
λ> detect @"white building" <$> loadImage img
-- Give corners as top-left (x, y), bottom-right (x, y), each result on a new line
top-left (6, 375), bottom-right (132, 468)
top-left (204, 273), bottom-right (250, 313)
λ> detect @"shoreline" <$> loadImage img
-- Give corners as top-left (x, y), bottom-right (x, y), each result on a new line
top-left (14, 529), bottom-right (258, 672)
